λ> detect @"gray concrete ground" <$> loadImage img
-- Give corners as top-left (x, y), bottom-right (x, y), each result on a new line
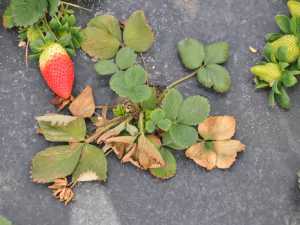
top-left (1, 0), bottom-right (300, 224)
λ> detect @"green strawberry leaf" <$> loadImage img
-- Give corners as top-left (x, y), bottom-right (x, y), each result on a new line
top-left (49, 18), bottom-right (60, 31)
top-left (66, 48), bottom-right (76, 58)
top-left (70, 26), bottom-right (81, 34)
top-left (116, 47), bottom-right (137, 69)
top-left (123, 10), bottom-right (154, 52)
top-left (151, 109), bottom-right (165, 122)
top-left (156, 119), bottom-right (171, 131)
top-left (31, 143), bottom-right (84, 183)
top-left (146, 120), bottom-right (156, 133)
top-left (197, 64), bottom-right (231, 93)
top-left (44, 31), bottom-right (56, 45)
top-left (162, 131), bottom-right (185, 150)
top-left (113, 104), bottom-right (127, 117)
top-left (72, 144), bottom-right (108, 182)
top-left (0, 216), bottom-right (12, 225)
top-left (290, 16), bottom-right (297, 36)
top-left (178, 38), bottom-right (205, 69)
top-left (72, 36), bottom-right (81, 48)
top-left (3, 6), bottom-right (15, 29)
top-left (37, 115), bottom-right (86, 142)
top-left (81, 27), bottom-right (121, 59)
top-left (177, 96), bottom-right (210, 125)
top-left (265, 32), bottom-right (284, 42)
top-left (110, 66), bottom-right (151, 102)
top-left (28, 53), bottom-right (41, 60)
top-left (57, 33), bottom-right (72, 47)
top-left (11, 0), bottom-right (48, 27)
top-left (278, 62), bottom-right (289, 72)
top-left (161, 89), bottom-right (184, 122)
top-left (282, 70), bottom-right (298, 87)
top-left (169, 124), bottom-right (198, 148)
top-left (276, 15), bottom-right (291, 34)
top-left (277, 46), bottom-right (288, 63)
top-left (254, 76), bottom-right (269, 89)
top-left (204, 42), bottom-right (229, 65)
top-left (67, 14), bottom-right (76, 27)
top-left (94, 60), bottom-right (119, 75)
top-left (150, 148), bottom-right (177, 179)
top-left (47, 0), bottom-right (60, 16)
top-left (87, 14), bottom-right (122, 42)
top-left (141, 87), bottom-right (157, 110)
top-left (29, 37), bottom-right (46, 53)
top-left (272, 80), bottom-right (281, 94)
top-left (275, 85), bottom-right (291, 109)
top-left (264, 44), bottom-right (277, 63)
top-left (269, 90), bottom-right (275, 105)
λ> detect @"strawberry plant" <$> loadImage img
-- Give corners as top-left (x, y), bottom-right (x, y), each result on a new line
top-left (250, 1), bottom-right (300, 108)
top-left (26, 10), bottom-right (246, 205)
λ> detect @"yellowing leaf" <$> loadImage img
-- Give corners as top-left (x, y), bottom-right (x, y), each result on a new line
top-left (123, 10), bottom-right (154, 52)
top-left (198, 116), bottom-right (236, 140)
top-left (69, 85), bottom-right (96, 118)
top-left (36, 114), bottom-right (78, 126)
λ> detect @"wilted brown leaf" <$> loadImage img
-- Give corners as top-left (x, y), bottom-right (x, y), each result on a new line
top-left (69, 86), bottom-right (95, 118)
top-left (186, 115), bottom-right (245, 170)
top-left (51, 94), bottom-right (71, 111)
top-left (198, 116), bottom-right (236, 140)
top-left (106, 136), bottom-right (138, 159)
top-left (96, 122), bottom-right (126, 144)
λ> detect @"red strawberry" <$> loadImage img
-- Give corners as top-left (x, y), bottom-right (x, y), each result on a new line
top-left (39, 43), bottom-right (74, 99)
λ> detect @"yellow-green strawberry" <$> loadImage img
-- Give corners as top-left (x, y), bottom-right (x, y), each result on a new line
top-left (26, 26), bottom-right (40, 42)
top-left (270, 34), bottom-right (300, 63)
top-left (250, 63), bottom-right (281, 83)
top-left (288, 1), bottom-right (300, 18)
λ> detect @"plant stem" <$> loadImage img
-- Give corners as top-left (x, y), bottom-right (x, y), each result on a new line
top-left (60, 1), bottom-right (92, 12)
top-left (84, 116), bottom-right (132, 143)
top-left (140, 53), bottom-right (149, 85)
top-left (35, 24), bottom-right (45, 40)
top-left (95, 106), bottom-right (113, 109)
top-left (157, 70), bottom-right (198, 103)
top-left (53, 15), bottom-right (62, 26)
top-left (43, 16), bottom-right (51, 31)
top-left (25, 41), bottom-right (29, 68)
top-left (138, 112), bottom-right (144, 134)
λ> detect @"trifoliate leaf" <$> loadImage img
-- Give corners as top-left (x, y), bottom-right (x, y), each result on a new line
top-left (275, 15), bottom-right (291, 34)
top-left (150, 148), bottom-right (177, 179)
top-left (31, 143), bottom-right (84, 183)
top-left (0, 216), bottom-right (12, 225)
top-left (94, 60), bottom-right (119, 75)
top-left (281, 70), bottom-right (298, 87)
top-left (110, 65), bottom-right (151, 102)
top-left (81, 27), bottom-right (121, 59)
top-left (162, 131), bottom-right (185, 150)
top-left (123, 10), bottom-right (154, 52)
top-left (151, 109), bottom-right (165, 122)
top-left (72, 144), bottom-right (108, 182)
top-left (116, 47), bottom-right (137, 69)
top-left (156, 119), bottom-right (171, 131)
top-left (161, 89), bottom-right (184, 122)
top-left (87, 14), bottom-right (122, 42)
top-left (47, 0), bottom-right (60, 16)
top-left (198, 116), bottom-right (236, 141)
top-left (37, 116), bottom-right (86, 142)
top-left (69, 85), bottom-right (96, 118)
top-left (146, 120), bottom-right (156, 133)
top-left (204, 42), bottom-right (229, 65)
top-left (186, 140), bottom-right (245, 170)
top-left (170, 124), bottom-right (198, 148)
top-left (197, 64), bottom-right (231, 93)
top-left (177, 96), bottom-right (210, 125)
top-left (141, 87), bottom-right (157, 110)
top-left (11, 0), bottom-right (48, 27)
top-left (3, 6), bottom-right (15, 29)
top-left (275, 85), bottom-right (291, 109)
top-left (178, 38), bottom-right (205, 69)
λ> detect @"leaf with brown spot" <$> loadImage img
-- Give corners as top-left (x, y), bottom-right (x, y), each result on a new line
top-left (198, 116), bottom-right (236, 140)
top-left (69, 86), bottom-right (95, 118)
top-left (186, 116), bottom-right (245, 170)
top-left (96, 122), bottom-right (126, 143)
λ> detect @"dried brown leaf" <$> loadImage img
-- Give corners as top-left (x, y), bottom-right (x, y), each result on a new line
top-left (51, 95), bottom-right (71, 111)
top-left (249, 46), bottom-right (257, 53)
top-left (77, 170), bottom-right (100, 181)
top-left (69, 86), bottom-right (95, 118)
top-left (198, 116), bottom-right (236, 141)
top-left (96, 122), bottom-right (126, 144)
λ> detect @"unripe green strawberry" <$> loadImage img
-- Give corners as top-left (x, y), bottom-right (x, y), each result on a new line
top-left (250, 63), bottom-right (281, 83)
top-left (288, 1), bottom-right (300, 18)
top-left (39, 43), bottom-right (74, 99)
top-left (26, 26), bottom-right (40, 42)
top-left (270, 34), bottom-right (300, 63)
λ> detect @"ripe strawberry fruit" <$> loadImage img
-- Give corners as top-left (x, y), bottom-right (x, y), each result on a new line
top-left (270, 34), bottom-right (300, 63)
top-left (288, 1), bottom-right (300, 18)
top-left (250, 63), bottom-right (281, 83)
top-left (39, 43), bottom-right (74, 99)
